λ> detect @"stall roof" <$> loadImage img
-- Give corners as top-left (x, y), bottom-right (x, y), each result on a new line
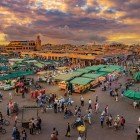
top-left (34, 63), bottom-right (44, 68)
top-left (70, 77), bottom-right (93, 85)
top-left (76, 68), bottom-right (91, 73)
top-left (24, 60), bottom-right (38, 63)
top-left (0, 71), bottom-right (34, 81)
top-left (85, 65), bottom-right (106, 71)
top-left (82, 72), bottom-right (107, 79)
top-left (54, 71), bottom-right (84, 81)
top-left (133, 72), bottom-right (140, 81)
top-left (9, 58), bottom-right (24, 62)
top-left (99, 65), bottom-right (122, 73)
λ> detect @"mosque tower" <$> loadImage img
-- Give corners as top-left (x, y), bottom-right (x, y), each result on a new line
top-left (35, 35), bottom-right (42, 51)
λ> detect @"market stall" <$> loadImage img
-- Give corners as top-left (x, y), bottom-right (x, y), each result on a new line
top-left (99, 65), bottom-right (123, 81)
top-left (70, 77), bottom-right (93, 93)
top-left (82, 72), bottom-right (107, 87)
top-left (55, 72), bottom-right (84, 90)
top-left (124, 90), bottom-right (140, 100)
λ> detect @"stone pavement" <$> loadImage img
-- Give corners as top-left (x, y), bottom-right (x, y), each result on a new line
top-left (0, 74), bottom-right (139, 140)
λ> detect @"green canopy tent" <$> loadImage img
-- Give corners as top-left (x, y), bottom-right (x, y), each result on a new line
top-left (76, 68), bottom-right (92, 73)
top-left (82, 72), bottom-right (107, 79)
top-left (99, 65), bottom-right (122, 73)
top-left (85, 65), bottom-right (106, 71)
top-left (0, 71), bottom-right (34, 81)
top-left (124, 90), bottom-right (140, 100)
top-left (54, 72), bottom-right (84, 82)
top-left (133, 72), bottom-right (140, 81)
top-left (0, 66), bottom-right (8, 71)
top-left (34, 63), bottom-right (45, 68)
top-left (70, 77), bottom-right (93, 85)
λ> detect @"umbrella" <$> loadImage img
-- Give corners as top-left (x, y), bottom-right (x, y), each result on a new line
top-left (124, 90), bottom-right (140, 100)
top-left (77, 125), bottom-right (86, 133)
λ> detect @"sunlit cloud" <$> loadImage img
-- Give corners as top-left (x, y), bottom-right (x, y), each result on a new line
top-left (0, 0), bottom-right (139, 44)
top-left (0, 33), bottom-right (8, 45)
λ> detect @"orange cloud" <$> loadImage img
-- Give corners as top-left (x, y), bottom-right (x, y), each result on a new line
top-left (108, 33), bottom-right (140, 44)
top-left (0, 33), bottom-right (8, 45)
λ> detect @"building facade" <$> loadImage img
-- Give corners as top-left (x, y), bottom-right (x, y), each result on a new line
top-left (5, 36), bottom-right (42, 52)
top-left (5, 41), bottom-right (36, 52)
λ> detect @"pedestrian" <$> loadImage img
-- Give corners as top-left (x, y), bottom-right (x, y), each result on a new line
top-left (87, 111), bottom-right (92, 125)
top-left (95, 102), bottom-right (99, 113)
top-left (80, 95), bottom-right (84, 106)
top-left (95, 95), bottom-right (98, 103)
top-left (100, 115), bottom-right (104, 128)
top-left (120, 116), bottom-right (125, 129)
top-left (54, 101), bottom-right (57, 113)
top-left (36, 118), bottom-right (42, 134)
top-left (9, 92), bottom-right (13, 100)
top-left (51, 133), bottom-right (58, 140)
top-left (52, 128), bottom-right (58, 137)
top-left (6, 104), bottom-right (10, 117)
top-left (133, 101), bottom-right (137, 109)
top-left (74, 105), bottom-right (78, 116)
top-left (136, 126), bottom-right (140, 140)
top-left (105, 105), bottom-right (109, 115)
top-left (65, 122), bottom-right (71, 137)
top-left (29, 121), bottom-right (33, 135)
top-left (12, 126), bottom-right (17, 140)
top-left (14, 114), bottom-right (18, 126)
top-left (15, 128), bottom-right (20, 140)
top-left (22, 129), bottom-right (27, 140)
top-left (88, 99), bottom-right (92, 109)
top-left (77, 135), bottom-right (83, 140)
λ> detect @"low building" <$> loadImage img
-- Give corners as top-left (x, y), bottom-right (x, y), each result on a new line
top-left (5, 40), bottom-right (36, 52)
top-left (5, 36), bottom-right (42, 52)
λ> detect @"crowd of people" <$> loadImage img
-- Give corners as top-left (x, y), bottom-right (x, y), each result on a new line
top-left (0, 55), bottom-right (140, 140)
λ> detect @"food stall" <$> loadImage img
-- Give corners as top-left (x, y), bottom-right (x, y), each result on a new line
top-left (99, 65), bottom-right (123, 81)
top-left (82, 72), bottom-right (107, 87)
top-left (70, 77), bottom-right (93, 93)
top-left (55, 72), bottom-right (84, 90)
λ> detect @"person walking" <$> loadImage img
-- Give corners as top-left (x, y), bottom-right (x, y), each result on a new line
top-left (100, 115), bottom-right (105, 128)
top-left (65, 122), bottom-right (71, 137)
top-left (51, 133), bottom-right (58, 140)
top-left (95, 102), bottom-right (99, 113)
top-left (52, 128), bottom-right (58, 137)
top-left (22, 129), bottom-right (27, 140)
top-left (9, 92), bottom-right (13, 100)
top-left (88, 99), bottom-right (92, 109)
top-left (14, 114), bottom-right (18, 127)
top-left (29, 121), bottom-right (33, 135)
top-left (136, 126), bottom-right (140, 140)
top-left (95, 95), bottom-right (98, 103)
top-left (15, 128), bottom-right (20, 140)
top-left (54, 101), bottom-right (57, 113)
top-left (120, 116), bottom-right (125, 129)
top-left (105, 105), bottom-right (109, 115)
top-left (80, 95), bottom-right (84, 106)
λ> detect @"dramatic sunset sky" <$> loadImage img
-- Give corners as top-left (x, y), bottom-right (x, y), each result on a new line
top-left (0, 0), bottom-right (140, 45)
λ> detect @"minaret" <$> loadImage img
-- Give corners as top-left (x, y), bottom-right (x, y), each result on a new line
top-left (36, 35), bottom-right (41, 51)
